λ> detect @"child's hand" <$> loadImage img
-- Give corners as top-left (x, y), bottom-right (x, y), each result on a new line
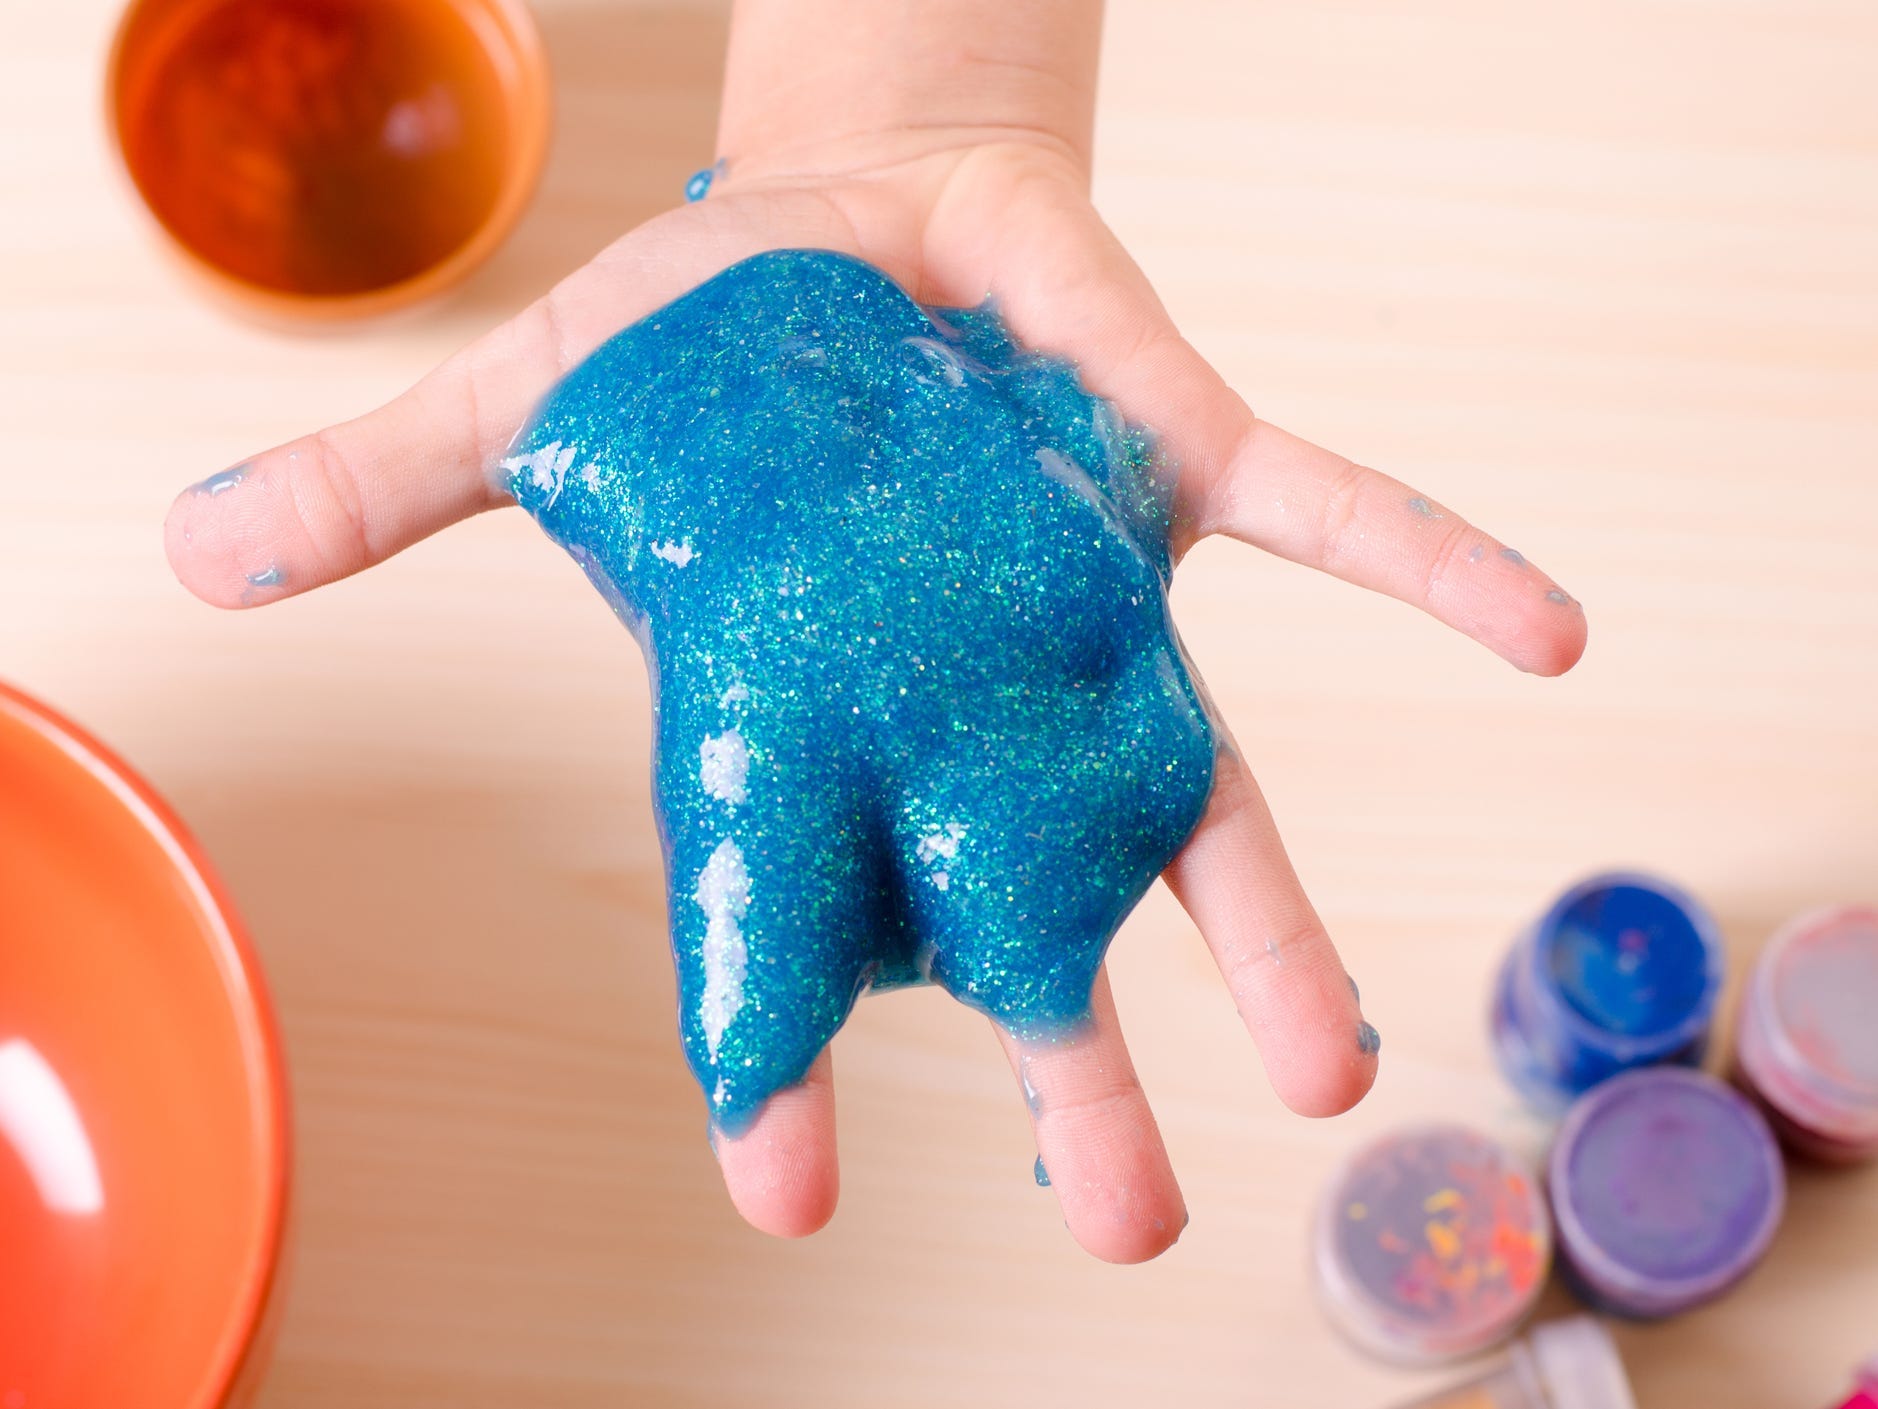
top-left (165, 0), bottom-right (1585, 1262)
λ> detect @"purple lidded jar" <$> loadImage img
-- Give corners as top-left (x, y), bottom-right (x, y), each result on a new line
top-left (1735, 905), bottom-right (1878, 1163)
top-left (1548, 1068), bottom-right (1784, 1320)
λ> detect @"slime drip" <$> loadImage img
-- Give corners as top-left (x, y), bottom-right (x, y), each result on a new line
top-left (683, 159), bottom-right (724, 203)
top-left (505, 250), bottom-right (1216, 1130)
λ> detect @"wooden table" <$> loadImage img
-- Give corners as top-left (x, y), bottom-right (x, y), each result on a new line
top-left (4, 2), bottom-right (1874, 1405)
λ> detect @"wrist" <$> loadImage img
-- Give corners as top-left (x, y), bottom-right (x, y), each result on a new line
top-left (715, 0), bottom-right (1103, 184)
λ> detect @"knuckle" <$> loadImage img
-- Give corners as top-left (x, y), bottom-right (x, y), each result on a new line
top-left (1039, 1078), bottom-right (1145, 1135)
top-left (1418, 520), bottom-right (1474, 605)
top-left (1313, 458), bottom-right (1370, 573)
top-left (294, 428), bottom-right (373, 575)
top-left (1224, 913), bottom-right (1330, 1006)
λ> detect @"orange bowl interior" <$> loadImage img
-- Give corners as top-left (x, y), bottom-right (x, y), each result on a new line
top-left (0, 683), bottom-right (288, 1409)
top-left (106, 0), bottom-right (552, 323)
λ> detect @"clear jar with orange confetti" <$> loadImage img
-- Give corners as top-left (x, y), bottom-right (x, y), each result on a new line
top-left (1312, 1124), bottom-right (1552, 1366)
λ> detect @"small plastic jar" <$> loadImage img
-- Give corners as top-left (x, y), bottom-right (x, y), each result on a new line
top-left (1314, 1125), bottom-right (1551, 1365)
top-left (1491, 872), bottom-right (1724, 1112)
top-left (1829, 1357), bottom-right (1878, 1409)
top-left (1388, 1316), bottom-right (1637, 1409)
top-left (1735, 905), bottom-right (1878, 1163)
top-left (1548, 1068), bottom-right (1784, 1320)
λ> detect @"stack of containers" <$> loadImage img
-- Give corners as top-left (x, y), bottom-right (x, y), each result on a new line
top-left (1312, 871), bottom-right (1878, 1399)
top-left (1488, 871), bottom-right (1790, 1322)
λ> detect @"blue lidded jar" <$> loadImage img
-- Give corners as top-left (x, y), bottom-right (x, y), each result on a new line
top-left (1491, 871), bottom-right (1725, 1113)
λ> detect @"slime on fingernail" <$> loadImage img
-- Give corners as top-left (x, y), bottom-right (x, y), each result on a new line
top-left (503, 250), bottom-right (1216, 1132)
top-left (194, 465), bottom-right (246, 497)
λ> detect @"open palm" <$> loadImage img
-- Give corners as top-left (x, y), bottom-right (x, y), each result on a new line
top-left (168, 137), bottom-right (1585, 1263)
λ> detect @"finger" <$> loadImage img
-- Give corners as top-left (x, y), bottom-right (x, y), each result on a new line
top-left (931, 175), bottom-right (1585, 676)
top-left (995, 970), bottom-right (1186, 1264)
top-left (1192, 420), bottom-right (1588, 677)
top-left (165, 192), bottom-right (860, 608)
top-left (1163, 745), bottom-right (1378, 1120)
top-left (711, 1047), bottom-right (839, 1238)
top-left (164, 213), bottom-right (704, 608)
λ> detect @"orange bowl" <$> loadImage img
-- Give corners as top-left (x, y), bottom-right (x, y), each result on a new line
top-left (106, 0), bottom-right (552, 323)
top-left (0, 682), bottom-right (289, 1408)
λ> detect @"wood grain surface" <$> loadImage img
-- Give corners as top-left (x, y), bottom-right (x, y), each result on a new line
top-left (2, 2), bottom-right (1874, 1405)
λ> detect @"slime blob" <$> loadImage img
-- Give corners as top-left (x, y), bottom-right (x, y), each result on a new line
top-left (505, 250), bottom-right (1215, 1130)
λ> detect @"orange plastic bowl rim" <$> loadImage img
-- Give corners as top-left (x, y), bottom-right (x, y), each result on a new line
top-left (0, 681), bottom-right (291, 1409)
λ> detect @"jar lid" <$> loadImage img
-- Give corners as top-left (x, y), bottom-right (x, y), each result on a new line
top-left (1549, 1069), bottom-right (1784, 1318)
top-left (1313, 1124), bottom-right (1550, 1366)
top-left (1757, 906), bottom-right (1878, 1126)
top-left (1530, 870), bottom-right (1724, 1057)
top-left (1522, 1317), bottom-right (1638, 1409)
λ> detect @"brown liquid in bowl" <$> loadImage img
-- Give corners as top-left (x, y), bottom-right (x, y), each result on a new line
top-left (117, 0), bottom-right (511, 297)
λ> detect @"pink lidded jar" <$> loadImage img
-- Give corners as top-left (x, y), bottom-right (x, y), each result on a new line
top-left (1735, 906), bottom-right (1878, 1163)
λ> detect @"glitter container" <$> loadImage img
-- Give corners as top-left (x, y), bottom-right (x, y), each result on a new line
top-left (1548, 1068), bottom-right (1784, 1320)
top-left (1313, 1125), bottom-right (1551, 1365)
top-left (1735, 906), bottom-right (1878, 1163)
top-left (1828, 1356), bottom-right (1878, 1409)
top-left (1385, 1317), bottom-right (1637, 1409)
top-left (1491, 871), bottom-right (1724, 1113)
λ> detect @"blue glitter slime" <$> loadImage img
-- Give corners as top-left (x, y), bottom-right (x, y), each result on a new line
top-left (504, 250), bottom-right (1216, 1132)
